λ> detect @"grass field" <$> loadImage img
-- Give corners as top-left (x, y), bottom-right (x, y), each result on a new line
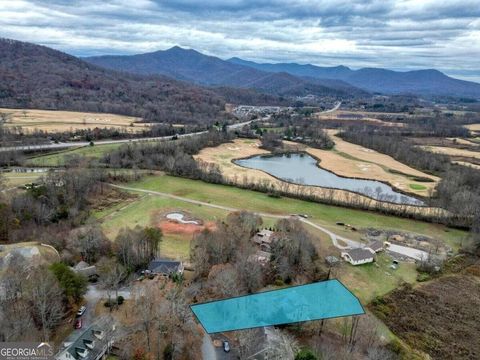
top-left (409, 183), bottom-right (427, 191)
top-left (3, 172), bottom-right (42, 188)
top-left (96, 193), bottom-right (227, 260)
top-left (336, 253), bottom-right (417, 302)
top-left (122, 175), bottom-right (466, 250)
top-left (0, 108), bottom-right (152, 133)
top-left (26, 143), bottom-right (123, 167)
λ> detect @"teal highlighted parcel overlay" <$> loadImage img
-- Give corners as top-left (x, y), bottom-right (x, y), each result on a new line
top-left (191, 279), bottom-right (364, 333)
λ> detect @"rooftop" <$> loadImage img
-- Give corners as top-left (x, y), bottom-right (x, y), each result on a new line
top-left (147, 259), bottom-right (182, 274)
top-left (343, 248), bottom-right (375, 261)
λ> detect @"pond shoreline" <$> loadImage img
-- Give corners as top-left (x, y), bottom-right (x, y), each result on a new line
top-left (233, 151), bottom-right (426, 207)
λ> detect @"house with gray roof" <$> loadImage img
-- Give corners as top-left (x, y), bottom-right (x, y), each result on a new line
top-left (146, 259), bottom-right (184, 276)
top-left (341, 248), bottom-right (375, 265)
top-left (366, 240), bottom-right (384, 253)
top-left (56, 317), bottom-right (115, 360)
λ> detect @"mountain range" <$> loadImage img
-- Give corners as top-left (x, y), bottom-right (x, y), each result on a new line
top-left (0, 38), bottom-right (227, 125)
top-left (85, 47), bottom-right (368, 99)
top-left (85, 47), bottom-right (480, 99)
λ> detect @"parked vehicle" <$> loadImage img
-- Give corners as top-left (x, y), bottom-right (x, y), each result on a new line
top-left (74, 318), bottom-right (82, 329)
top-left (76, 306), bottom-right (86, 317)
top-left (223, 341), bottom-right (230, 353)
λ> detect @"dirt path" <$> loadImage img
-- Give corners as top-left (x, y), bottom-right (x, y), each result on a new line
top-left (109, 184), bottom-right (362, 250)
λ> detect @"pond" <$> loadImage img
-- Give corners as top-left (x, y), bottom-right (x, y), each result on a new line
top-left (234, 153), bottom-right (424, 205)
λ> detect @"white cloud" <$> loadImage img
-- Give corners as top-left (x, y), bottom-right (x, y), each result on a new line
top-left (0, 0), bottom-right (478, 81)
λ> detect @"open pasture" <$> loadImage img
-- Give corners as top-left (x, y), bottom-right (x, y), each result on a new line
top-left (0, 108), bottom-right (152, 133)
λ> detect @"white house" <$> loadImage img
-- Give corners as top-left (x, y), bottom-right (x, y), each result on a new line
top-left (341, 248), bottom-right (375, 265)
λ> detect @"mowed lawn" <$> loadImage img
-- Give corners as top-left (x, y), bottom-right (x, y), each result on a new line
top-left (336, 253), bottom-right (417, 303)
top-left (26, 143), bottom-right (122, 167)
top-left (96, 193), bottom-right (227, 260)
top-left (125, 175), bottom-right (467, 250)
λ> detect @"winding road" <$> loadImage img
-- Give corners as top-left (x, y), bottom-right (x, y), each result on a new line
top-left (0, 117), bottom-right (262, 153)
top-left (110, 183), bottom-right (430, 260)
top-left (1, 100), bottom-right (341, 153)
top-left (109, 184), bottom-right (361, 250)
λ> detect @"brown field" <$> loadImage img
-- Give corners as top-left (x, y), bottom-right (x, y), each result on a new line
top-left (314, 110), bottom-right (404, 127)
top-left (157, 219), bottom-right (216, 235)
top-left (420, 145), bottom-right (480, 160)
top-left (0, 108), bottom-right (154, 133)
top-left (3, 172), bottom-right (42, 188)
top-left (465, 123), bottom-right (480, 132)
top-left (370, 273), bottom-right (480, 360)
top-left (309, 131), bottom-right (439, 196)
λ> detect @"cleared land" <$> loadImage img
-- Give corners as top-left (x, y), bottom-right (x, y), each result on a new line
top-left (0, 241), bottom-right (59, 276)
top-left (314, 110), bottom-right (404, 127)
top-left (420, 145), bottom-right (480, 160)
top-left (465, 123), bottom-right (480, 133)
top-left (310, 131), bottom-right (438, 196)
top-left (2, 172), bottom-right (42, 188)
top-left (26, 143), bottom-right (123, 167)
top-left (0, 108), bottom-right (152, 133)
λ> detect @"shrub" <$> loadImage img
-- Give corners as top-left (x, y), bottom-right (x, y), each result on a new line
top-left (117, 295), bottom-right (124, 305)
top-left (417, 272), bottom-right (431, 282)
top-left (295, 349), bottom-right (318, 360)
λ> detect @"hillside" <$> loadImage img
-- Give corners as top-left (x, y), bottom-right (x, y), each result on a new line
top-left (0, 38), bottom-right (227, 125)
top-left (84, 47), bottom-right (367, 98)
top-left (228, 57), bottom-right (480, 98)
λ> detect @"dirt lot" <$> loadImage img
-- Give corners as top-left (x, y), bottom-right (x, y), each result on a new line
top-left (0, 108), bottom-right (153, 133)
top-left (370, 271), bottom-right (480, 359)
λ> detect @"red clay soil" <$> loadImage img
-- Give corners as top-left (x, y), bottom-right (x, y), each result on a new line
top-left (158, 220), bottom-right (216, 235)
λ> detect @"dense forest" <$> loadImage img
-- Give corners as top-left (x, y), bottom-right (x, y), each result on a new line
top-left (0, 39), bottom-right (227, 125)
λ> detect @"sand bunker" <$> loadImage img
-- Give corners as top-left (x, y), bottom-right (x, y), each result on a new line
top-left (166, 212), bottom-right (199, 224)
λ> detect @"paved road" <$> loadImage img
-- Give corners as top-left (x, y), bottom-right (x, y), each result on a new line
top-left (1, 100), bottom-right (344, 153)
top-left (109, 184), bottom-right (362, 250)
top-left (0, 117), bottom-right (260, 153)
top-left (318, 101), bottom-right (341, 114)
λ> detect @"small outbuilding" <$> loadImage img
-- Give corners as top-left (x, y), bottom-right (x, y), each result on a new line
top-left (325, 256), bottom-right (340, 267)
top-left (366, 240), bottom-right (384, 253)
top-left (341, 248), bottom-right (375, 266)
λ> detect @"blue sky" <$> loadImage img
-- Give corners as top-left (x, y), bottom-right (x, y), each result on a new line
top-left (0, 0), bottom-right (479, 82)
